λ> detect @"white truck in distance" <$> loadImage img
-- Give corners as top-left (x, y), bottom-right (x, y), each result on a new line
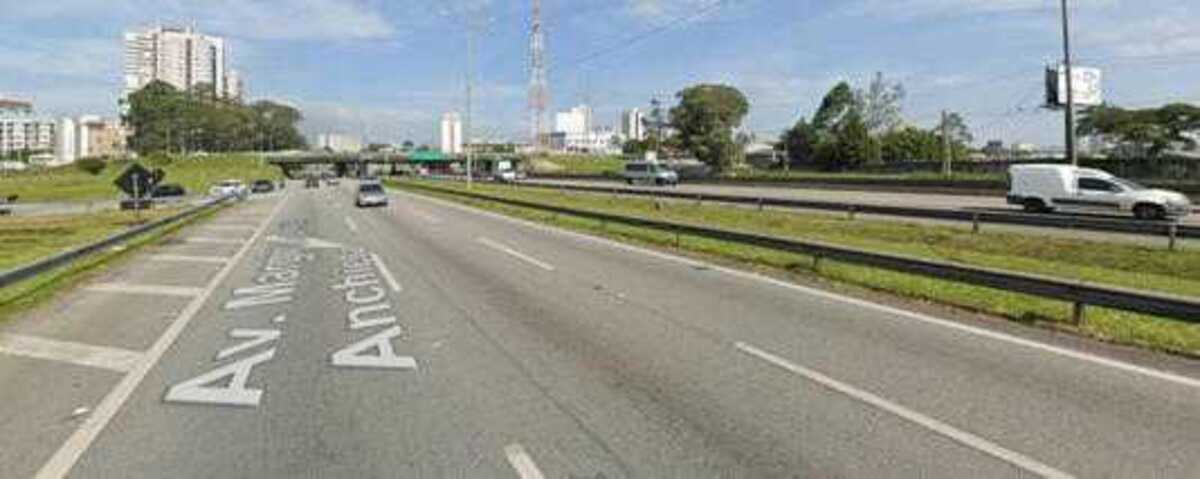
top-left (1007, 165), bottom-right (1193, 220)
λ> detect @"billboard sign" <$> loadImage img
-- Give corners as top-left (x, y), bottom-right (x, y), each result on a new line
top-left (1045, 66), bottom-right (1103, 108)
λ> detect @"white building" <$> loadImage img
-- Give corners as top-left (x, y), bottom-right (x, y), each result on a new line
top-left (123, 24), bottom-right (240, 99)
top-left (1, 99), bottom-right (57, 159)
top-left (440, 112), bottom-right (463, 155)
top-left (225, 69), bottom-right (244, 100)
top-left (316, 134), bottom-right (363, 153)
top-left (620, 108), bottom-right (645, 142)
top-left (57, 118), bottom-right (78, 165)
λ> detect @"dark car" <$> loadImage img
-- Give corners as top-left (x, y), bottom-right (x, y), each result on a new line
top-left (251, 179), bottom-right (276, 194)
top-left (305, 176), bottom-right (320, 188)
top-left (150, 183), bottom-right (187, 203)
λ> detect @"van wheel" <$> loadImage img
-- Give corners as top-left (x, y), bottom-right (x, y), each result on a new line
top-left (626, 179), bottom-right (635, 186)
top-left (655, 178), bottom-right (664, 186)
top-left (1134, 204), bottom-right (1166, 221)
top-left (1022, 198), bottom-right (1048, 214)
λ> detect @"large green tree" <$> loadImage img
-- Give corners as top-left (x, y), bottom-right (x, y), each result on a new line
top-left (811, 82), bottom-right (856, 132)
top-left (881, 126), bottom-right (941, 163)
top-left (1079, 103), bottom-right (1200, 158)
top-left (123, 82), bottom-right (306, 155)
top-left (669, 84), bottom-right (750, 172)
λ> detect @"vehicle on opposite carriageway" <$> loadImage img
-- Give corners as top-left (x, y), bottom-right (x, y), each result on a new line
top-left (1008, 164), bottom-right (1192, 221)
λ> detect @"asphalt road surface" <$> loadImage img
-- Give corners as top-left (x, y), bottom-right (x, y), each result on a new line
top-left (521, 178), bottom-right (1199, 247)
top-left (2, 181), bottom-right (1200, 478)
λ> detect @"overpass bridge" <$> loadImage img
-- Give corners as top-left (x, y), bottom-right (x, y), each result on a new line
top-left (265, 151), bottom-right (522, 178)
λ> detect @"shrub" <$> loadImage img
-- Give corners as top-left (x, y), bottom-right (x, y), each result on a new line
top-left (75, 157), bottom-right (107, 175)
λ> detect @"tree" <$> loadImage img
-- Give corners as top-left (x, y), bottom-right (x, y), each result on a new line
top-left (402, 140), bottom-right (415, 150)
top-left (854, 72), bottom-right (906, 136)
top-left (75, 157), bottom-right (107, 175)
top-left (780, 118), bottom-right (819, 165)
top-left (881, 127), bottom-right (941, 163)
top-left (669, 84), bottom-right (750, 173)
top-left (812, 82), bottom-right (856, 133)
top-left (938, 112), bottom-right (973, 145)
top-left (1078, 103), bottom-right (1200, 158)
top-left (816, 111), bottom-right (879, 170)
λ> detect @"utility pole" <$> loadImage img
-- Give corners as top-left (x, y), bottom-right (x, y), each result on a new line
top-left (941, 110), bottom-right (952, 177)
top-left (1060, 0), bottom-right (1078, 166)
top-left (465, 19), bottom-right (476, 189)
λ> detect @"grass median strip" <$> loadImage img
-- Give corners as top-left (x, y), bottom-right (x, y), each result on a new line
top-left (0, 205), bottom-right (225, 322)
top-left (391, 179), bottom-right (1200, 356)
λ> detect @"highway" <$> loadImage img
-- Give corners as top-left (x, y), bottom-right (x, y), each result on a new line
top-left (2, 180), bottom-right (1200, 478)
top-left (522, 178), bottom-right (1200, 246)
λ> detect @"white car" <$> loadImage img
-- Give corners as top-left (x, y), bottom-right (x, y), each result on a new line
top-left (209, 179), bottom-right (249, 200)
top-left (1007, 165), bottom-right (1192, 220)
top-left (623, 161), bottom-right (679, 186)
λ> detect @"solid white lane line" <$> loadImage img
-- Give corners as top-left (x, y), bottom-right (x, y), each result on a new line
top-left (149, 254), bottom-right (230, 265)
top-left (0, 334), bottom-right (142, 373)
top-left (85, 283), bottom-right (204, 298)
top-left (183, 236), bottom-right (244, 245)
top-left (370, 253), bottom-right (403, 293)
top-left (476, 237), bottom-right (555, 272)
top-left (35, 193), bottom-right (289, 479)
top-left (503, 444), bottom-right (546, 479)
top-left (344, 217), bottom-right (359, 232)
top-left (402, 191), bottom-right (1200, 390)
top-left (735, 342), bottom-right (1074, 479)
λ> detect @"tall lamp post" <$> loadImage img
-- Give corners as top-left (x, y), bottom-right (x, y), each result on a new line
top-left (1060, 0), bottom-right (1078, 166)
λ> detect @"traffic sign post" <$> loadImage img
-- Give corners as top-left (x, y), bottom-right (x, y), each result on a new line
top-left (114, 163), bottom-right (164, 215)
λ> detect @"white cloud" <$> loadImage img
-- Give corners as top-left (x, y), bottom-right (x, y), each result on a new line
top-left (839, 0), bottom-right (1114, 20)
top-left (0, 38), bottom-right (119, 80)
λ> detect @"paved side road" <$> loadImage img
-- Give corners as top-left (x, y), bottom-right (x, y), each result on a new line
top-left (0, 180), bottom-right (1198, 478)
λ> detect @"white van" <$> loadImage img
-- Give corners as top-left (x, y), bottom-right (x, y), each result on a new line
top-left (622, 161), bottom-right (679, 186)
top-left (1007, 165), bottom-right (1192, 220)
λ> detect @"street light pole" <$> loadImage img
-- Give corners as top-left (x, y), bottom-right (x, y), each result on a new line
top-left (465, 23), bottom-right (476, 189)
top-left (1061, 0), bottom-right (1078, 166)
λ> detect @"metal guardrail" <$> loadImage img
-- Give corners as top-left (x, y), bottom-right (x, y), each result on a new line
top-left (517, 180), bottom-right (1198, 246)
top-left (404, 182), bottom-right (1200, 323)
top-left (0, 196), bottom-right (234, 290)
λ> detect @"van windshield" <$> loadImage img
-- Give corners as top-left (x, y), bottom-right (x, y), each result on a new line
top-left (1111, 178), bottom-right (1145, 191)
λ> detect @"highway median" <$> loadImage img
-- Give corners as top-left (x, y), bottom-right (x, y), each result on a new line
top-left (391, 178), bottom-right (1200, 357)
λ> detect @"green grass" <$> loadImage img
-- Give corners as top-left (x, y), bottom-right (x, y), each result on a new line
top-left (527, 155), bottom-right (626, 176)
top-left (730, 170), bottom-right (1006, 182)
top-left (0, 205), bottom-right (224, 322)
top-left (0, 209), bottom-right (179, 271)
top-left (392, 179), bottom-right (1200, 356)
top-left (0, 153), bottom-right (282, 203)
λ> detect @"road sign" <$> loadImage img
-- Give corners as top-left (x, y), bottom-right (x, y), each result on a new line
top-left (113, 163), bottom-right (157, 198)
top-left (1045, 66), bottom-right (1103, 108)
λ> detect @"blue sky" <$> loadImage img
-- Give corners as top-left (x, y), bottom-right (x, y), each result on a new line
top-left (2, 0), bottom-right (1199, 147)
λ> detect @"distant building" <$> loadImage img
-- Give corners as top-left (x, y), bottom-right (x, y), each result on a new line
top-left (78, 116), bottom-right (126, 158)
top-left (554, 105), bottom-right (620, 152)
top-left (620, 108), bottom-right (645, 142)
top-left (316, 134), bottom-right (363, 153)
top-left (0, 98), bottom-right (57, 159)
top-left (440, 112), bottom-right (463, 155)
top-left (57, 118), bottom-right (78, 165)
top-left (124, 24), bottom-right (241, 100)
top-left (224, 69), bottom-right (244, 100)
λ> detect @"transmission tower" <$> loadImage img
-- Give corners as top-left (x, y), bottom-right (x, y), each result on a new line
top-left (528, 0), bottom-right (549, 151)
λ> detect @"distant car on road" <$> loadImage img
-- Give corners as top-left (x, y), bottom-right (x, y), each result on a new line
top-left (305, 176), bottom-right (320, 188)
top-left (1008, 165), bottom-right (1192, 220)
top-left (623, 161), bottom-right (679, 186)
top-left (326, 176), bottom-right (340, 186)
top-left (150, 183), bottom-right (187, 204)
top-left (209, 179), bottom-right (249, 200)
top-left (355, 181), bottom-right (389, 208)
top-left (250, 179), bottom-right (276, 194)
top-left (494, 169), bottom-right (518, 183)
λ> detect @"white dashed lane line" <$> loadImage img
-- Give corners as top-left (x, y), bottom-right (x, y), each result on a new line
top-left (370, 253), bottom-right (403, 293)
top-left (476, 237), bottom-right (555, 272)
top-left (182, 237), bottom-right (245, 245)
top-left (504, 444), bottom-right (547, 479)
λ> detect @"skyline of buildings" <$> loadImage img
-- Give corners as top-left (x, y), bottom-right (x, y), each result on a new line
top-left (123, 24), bottom-right (243, 100)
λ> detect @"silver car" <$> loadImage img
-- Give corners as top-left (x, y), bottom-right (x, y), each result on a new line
top-left (623, 161), bottom-right (679, 186)
top-left (355, 182), bottom-right (389, 208)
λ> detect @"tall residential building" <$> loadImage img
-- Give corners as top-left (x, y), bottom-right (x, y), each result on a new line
top-left (224, 69), bottom-right (244, 99)
top-left (554, 105), bottom-right (592, 137)
top-left (316, 134), bottom-right (363, 153)
top-left (620, 108), bottom-right (645, 142)
top-left (57, 118), bottom-right (78, 164)
top-left (123, 24), bottom-right (238, 99)
top-left (440, 112), bottom-right (463, 155)
top-left (1, 99), bottom-right (56, 158)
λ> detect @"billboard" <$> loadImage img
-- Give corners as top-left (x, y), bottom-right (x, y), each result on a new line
top-left (1045, 66), bottom-right (1103, 108)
